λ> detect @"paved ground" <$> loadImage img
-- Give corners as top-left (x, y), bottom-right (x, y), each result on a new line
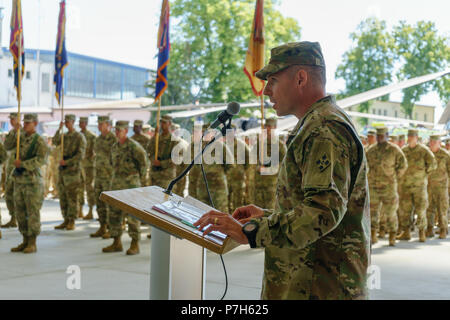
top-left (0, 198), bottom-right (449, 300)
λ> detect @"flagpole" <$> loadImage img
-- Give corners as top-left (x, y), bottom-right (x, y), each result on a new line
top-left (154, 98), bottom-right (161, 161)
top-left (260, 94), bottom-right (264, 166)
top-left (60, 83), bottom-right (64, 161)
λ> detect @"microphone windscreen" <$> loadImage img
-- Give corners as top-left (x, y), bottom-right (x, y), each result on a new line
top-left (227, 102), bottom-right (240, 115)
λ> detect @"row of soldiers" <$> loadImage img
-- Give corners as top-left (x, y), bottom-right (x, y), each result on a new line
top-left (362, 127), bottom-right (450, 247)
top-left (0, 112), bottom-right (287, 256)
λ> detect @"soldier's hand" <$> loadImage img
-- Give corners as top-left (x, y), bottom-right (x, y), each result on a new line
top-left (232, 204), bottom-right (264, 224)
top-left (153, 159), bottom-right (161, 167)
top-left (14, 159), bottom-right (21, 168)
top-left (193, 210), bottom-right (249, 245)
top-left (60, 160), bottom-right (66, 166)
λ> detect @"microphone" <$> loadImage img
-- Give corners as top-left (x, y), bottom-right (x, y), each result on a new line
top-left (208, 102), bottom-right (240, 130)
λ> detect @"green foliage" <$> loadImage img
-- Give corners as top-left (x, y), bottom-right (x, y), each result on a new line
top-left (147, 0), bottom-right (301, 108)
top-left (393, 21), bottom-right (450, 117)
top-left (335, 17), bottom-right (395, 125)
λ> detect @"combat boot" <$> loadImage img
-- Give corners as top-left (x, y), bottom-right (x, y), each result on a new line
top-left (65, 219), bottom-right (76, 231)
top-left (90, 224), bottom-right (107, 238)
top-left (396, 228), bottom-right (411, 241)
top-left (126, 239), bottom-right (140, 255)
top-left (371, 229), bottom-right (378, 244)
top-left (54, 219), bottom-right (68, 230)
top-left (0, 230), bottom-right (2, 239)
top-left (102, 237), bottom-right (123, 253)
top-left (389, 232), bottom-right (396, 246)
top-left (23, 236), bottom-right (37, 254)
top-left (83, 207), bottom-right (94, 220)
top-left (78, 207), bottom-right (84, 219)
top-left (426, 226), bottom-right (434, 238)
top-left (438, 228), bottom-right (447, 239)
top-left (2, 217), bottom-right (17, 228)
top-left (419, 229), bottom-right (426, 242)
top-left (102, 230), bottom-right (111, 239)
top-left (378, 229), bottom-right (386, 239)
top-left (11, 235), bottom-right (28, 252)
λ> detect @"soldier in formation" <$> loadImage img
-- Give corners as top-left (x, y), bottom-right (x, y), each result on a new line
top-left (79, 117), bottom-right (97, 220)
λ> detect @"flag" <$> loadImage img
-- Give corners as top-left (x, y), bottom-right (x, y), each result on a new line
top-left (243, 0), bottom-right (265, 96)
top-left (54, 0), bottom-right (68, 105)
top-left (9, 0), bottom-right (24, 101)
top-left (155, 0), bottom-right (170, 102)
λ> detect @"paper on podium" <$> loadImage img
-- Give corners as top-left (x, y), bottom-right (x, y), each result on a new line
top-left (100, 186), bottom-right (240, 255)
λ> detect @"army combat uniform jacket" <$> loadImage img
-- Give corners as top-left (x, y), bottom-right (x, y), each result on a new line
top-left (250, 96), bottom-right (370, 300)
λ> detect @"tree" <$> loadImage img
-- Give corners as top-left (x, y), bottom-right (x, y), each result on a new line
top-left (335, 17), bottom-right (395, 124)
top-left (393, 21), bottom-right (450, 118)
top-left (148, 0), bottom-right (301, 111)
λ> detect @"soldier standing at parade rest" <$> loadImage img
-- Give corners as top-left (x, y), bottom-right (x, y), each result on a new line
top-left (79, 117), bottom-right (97, 220)
top-left (366, 127), bottom-right (407, 246)
top-left (130, 119), bottom-right (151, 186)
top-left (102, 121), bottom-right (147, 255)
top-left (397, 129), bottom-right (436, 242)
top-left (0, 140), bottom-right (7, 239)
top-left (10, 114), bottom-right (48, 253)
top-left (426, 135), bottom-right (450, 239)
top-left (52, 114), bottom-right (87, 231)
top-left (194, 42), bottom-right (370, 299)
top-left (2, 113), bottom-right (22, 229)
top-left (90, 116), bottom-right (117, 239)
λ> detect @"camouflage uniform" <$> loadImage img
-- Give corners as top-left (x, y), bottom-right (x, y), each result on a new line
top-left (12, 115), bottom-right (48, 239)
top-left (94, 118), bottom-right (117, 227)
top-left (0, 142), bottom-right (7, 232)
top-left (79, 124), bottom-right (97, 212)
top-left (226, 135), bottom-right (250, 213)
top-left (52, 115), bottom-right (87, 224)
top-left (249, 42), bottom-right (370, 299)
top-left (188, 140), bottom-right (202, 199)
top-left (109, 125), bottom-right (148, 241)
top-left (399, 135), bottom-right (436, 232)
top-left (131, 120), bottom-right (151, 186)
top-left (426, 139), bottom-right (450, 235)
top-left (49, 145), bottom-right (60, 197)
top-left (366, 130), bottom-right (407, 237)
top-left (252, 130), bottom-right (287, 211)
top-left (173, 137), bottom-right (190, 196)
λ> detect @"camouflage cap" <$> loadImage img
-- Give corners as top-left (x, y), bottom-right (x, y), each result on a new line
top-left (23, 113), bottom-right (38, 122)
top-left (265, 117), bottom-right (278, 128)
top-left (65, 114), bottom-right (76, 122)
top-left (429, 134), bottom-right (441, 141)
top-left (376, 127), bottom-right (388, 135)
top-left (398, 134), bottom-right (406, 140)
top-left (115, 120), bottom-right (129, 130)
top-left (389, 135), bottom-right (398, 142)
top-left (79, 117), bottom-right (88, 123)
top-left (97, 116), bottom-right (110, 123)
top-left (142, 124), bottom-right (151, 132)
top-left (9, 112), bottom-right (18, 119)
top-left (255, 41), bottom-right (325, 80)
top-left (161, 115), bottom-right (173, 123)
top-left (408, 129), bottom-right (419, 136)
top-left (367, 129), bottom-right (376, 136)
top-left (134, 120), bottom-right (144, 126)
top-left (170, 123), bottom-right (180, 131)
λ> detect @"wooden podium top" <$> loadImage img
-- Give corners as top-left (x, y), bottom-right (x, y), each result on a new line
top-left (100, 186), bottom-right (240, 255)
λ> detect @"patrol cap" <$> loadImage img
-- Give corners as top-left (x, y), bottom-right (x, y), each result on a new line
top-left (9, 112), bottom-right (18, 119)
top-left (256, 42), bottom-right (325, 81)
top-left (64, 114), bottom-right (76, 122)
top-left (170, 123), bottom-right (180, 131)
top-left (407, 129), bottom-right (419, 136)
top-left (98, 116), bottom-right (110, 123)
top-left (265, 117), bottom-right (278, 128)
top-left (429, 135), bottom-right (441, 141)
top-left (79, 117), bottom-right (88, 123)
top-left (389, 135), bottom-right (398, 142)
top-left (115, 120), bottom-right (129, 130)
top-left (376, 127), bottom-right (388, 135)
top-left (23, 113), bottom-right (38, 122)
top-left (398, 134), bottom-right (406, 140)
top-left (367, 129), bottom-right (376, 136)
top-left (142, 124), bottom-right (151, 132)
top-left (134, 120), bottom-right (144, 126)
top-left (161, 115), bottom-right (172, 123)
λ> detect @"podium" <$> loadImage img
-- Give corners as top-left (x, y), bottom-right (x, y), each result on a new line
top-left (100, 186), bottom-right (240, 300)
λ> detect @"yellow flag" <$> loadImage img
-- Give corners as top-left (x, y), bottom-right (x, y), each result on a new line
top-left (243, 0), bottom-right (265, 96)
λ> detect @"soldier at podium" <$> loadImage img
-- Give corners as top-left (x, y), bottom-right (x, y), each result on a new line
top-left (102, 120), bottom-right (148, 255)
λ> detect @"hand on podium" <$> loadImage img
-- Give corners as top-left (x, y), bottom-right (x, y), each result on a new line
top-left (232, 205), bottom-right (264, 224)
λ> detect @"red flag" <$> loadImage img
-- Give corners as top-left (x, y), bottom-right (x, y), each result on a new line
top-left (9, 0), bottom-right (24, 101)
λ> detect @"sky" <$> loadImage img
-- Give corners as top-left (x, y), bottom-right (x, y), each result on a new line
top-left (0, 0), bottom-right (448, 114)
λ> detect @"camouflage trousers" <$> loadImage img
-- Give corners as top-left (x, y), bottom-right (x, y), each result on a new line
top-left (173, 164), bottom-right (187, 196)
top-left (95, 177), bottom-right (111, 225)
top-left (254, 174), bottom-right (278, 210)
top-left (399, 186), bottom-right (428, 230)
top-left (426, 185), bottom-right (448, 229)
top-left (188, 165), bottom-right (201, 199)
top-left (227, 170), bottom-right (246, 213)
top-left (197, 172), bottom-right (229, 213)
top-left (150, 167), bottom-right (176, 190)
top-left (108, 175), bottom-right (141, 240)
top-left (14, 182), bottom-right (44, 237)
top-left (369, 186), bottom-right (398, 232)
top-left (58, 171), bottom-right (82, 220)
top-left (79, 166), bottom-right (95, 208)
top-left (5, 172), bottom-right (15, 219)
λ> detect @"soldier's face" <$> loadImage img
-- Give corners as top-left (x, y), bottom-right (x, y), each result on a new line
top-left (23, 121), bottom-right (36, 134)
top-left (376, 134), bottom-right (387, 144)
top-left (65, 120), bottom-right (74, 130)
top-left (98, 122), bottom-right (109, 134)
top-left (134, 125), bottom-right (142, 134)
top-left (161, 121), bottom-right (171, 133)
top-left (79, 121), bottom-right (87, 130)
top-left (263, 67), bottom-right (301, 117)
top-left (367, 135), bottom-right (376, 145)
top-left (430, 140), bottom-right (440, 152)
top-left (115, 128), bottom-right (128, 140)
top-left (407, 135), bottom-right (418, 145)
top-left (10, 118), bottom-right (18, 127)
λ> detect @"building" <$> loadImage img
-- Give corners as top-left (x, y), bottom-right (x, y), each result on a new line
top-left (347, 100), bottom-right (435, 126)
top-left (438, 101), bottom-right (450, 130)
top-left (0, 47), bottom-right (150, 109)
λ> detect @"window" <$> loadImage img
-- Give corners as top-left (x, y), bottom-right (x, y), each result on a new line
top-left (415, 113), bottom-right (418, 120)
top-left (41, 73), bottom-right (50, 93)
top-left (383, 110), bottom-right (387, 116)
top-left (395, 111), bottom-right (398, 118)
top-left (378, 109), bottom-right (382, 115)
top-left (372, 109), bottom-right (376, 114)
top-left (8, 69), bottom-right (13, 78)
top-left (424, 114), bottom-right (427, 122)
top-left (26, 71), bottom-right (31, 80)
